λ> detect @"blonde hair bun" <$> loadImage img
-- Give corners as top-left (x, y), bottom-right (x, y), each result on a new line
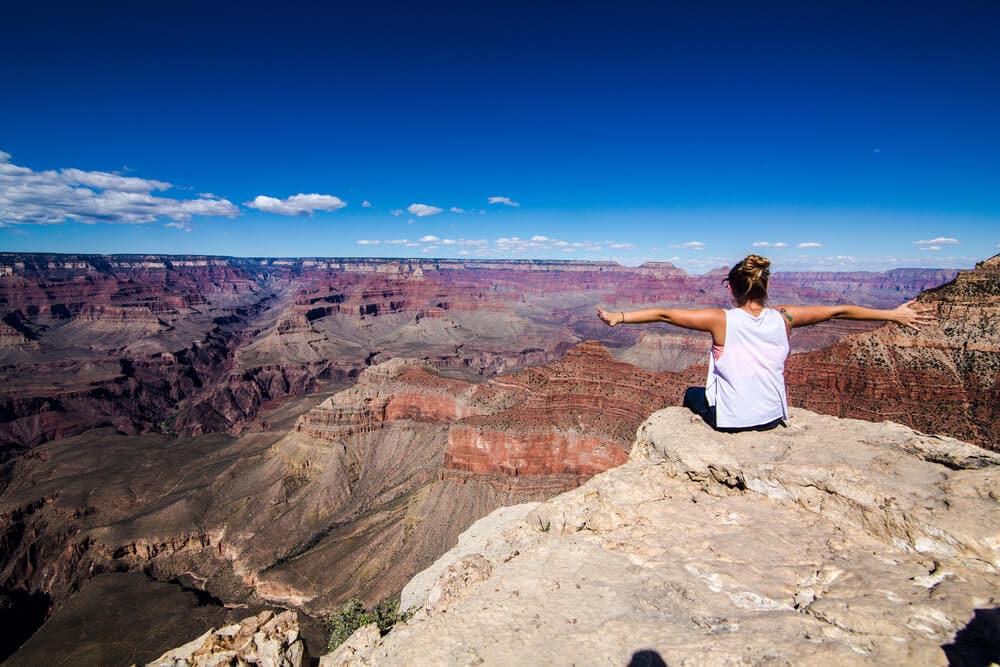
top-left (726, 254), bottom-right (771, 304)
top-left (743, 254), bottom-right (771, 277)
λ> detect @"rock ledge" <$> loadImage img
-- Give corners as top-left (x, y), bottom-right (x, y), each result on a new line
top-left (327, 408), bottom-right (1000, 665)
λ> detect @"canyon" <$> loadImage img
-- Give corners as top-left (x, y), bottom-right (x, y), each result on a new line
top-left (0, 253), bottom-right (953, 453)
top-left (2, 252), bottom-right (994, 663)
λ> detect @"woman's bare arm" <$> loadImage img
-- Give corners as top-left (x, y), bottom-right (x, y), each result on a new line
top-left (774, 299), bottom-right (936, 331)
top-left (597, 306), bottom-right (727, 344)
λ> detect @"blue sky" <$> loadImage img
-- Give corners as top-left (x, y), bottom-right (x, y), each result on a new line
top-left (1, 1), bottom-right (997, 272)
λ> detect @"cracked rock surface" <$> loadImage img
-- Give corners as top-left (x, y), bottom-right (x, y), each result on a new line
top-left (327, 407), bottom-right (1000, 666)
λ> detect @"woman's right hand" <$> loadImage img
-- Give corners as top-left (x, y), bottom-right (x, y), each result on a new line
top-left (596, 307), bottom-right (622, 327)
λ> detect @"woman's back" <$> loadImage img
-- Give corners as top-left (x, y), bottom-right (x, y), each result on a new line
top-left (707, 307), bottom-right (789, 428)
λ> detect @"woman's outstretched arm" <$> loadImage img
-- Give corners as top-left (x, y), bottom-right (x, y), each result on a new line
top-left (774, 299), bottom-right (936, 331)
top-left (596, 306), bottom-right (726, 343)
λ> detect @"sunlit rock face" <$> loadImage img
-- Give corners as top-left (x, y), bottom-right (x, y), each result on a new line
top-left (327, 408), bottom-right (1000, 666)
top-left (786, 254), bottom-right (1000, 449)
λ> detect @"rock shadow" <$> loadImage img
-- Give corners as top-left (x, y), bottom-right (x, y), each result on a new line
top-left (942, 607), bottom-right (1000, 666)
top-left (628, 648), bottom-right (667, 667)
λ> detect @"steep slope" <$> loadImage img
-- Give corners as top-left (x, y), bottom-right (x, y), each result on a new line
top-left (0, 343), bottom-right (691, 660)
top-left (786, 254), bottom-right (1000, 449)
top-left (325, 408), bottom-right (1000, 665)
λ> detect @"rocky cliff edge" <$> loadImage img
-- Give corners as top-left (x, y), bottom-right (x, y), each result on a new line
top-left (323, 407), bottom-right (1000, 666)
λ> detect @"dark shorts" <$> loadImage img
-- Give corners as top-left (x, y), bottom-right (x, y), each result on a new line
top-left (682, 387), bottom-right (784, 434)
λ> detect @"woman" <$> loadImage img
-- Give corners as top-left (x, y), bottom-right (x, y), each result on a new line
top-left (597, 254), bottom-right (935, 432)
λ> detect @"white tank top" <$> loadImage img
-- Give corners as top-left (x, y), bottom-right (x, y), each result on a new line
top-left (705, 307), bottom-right (789, 428)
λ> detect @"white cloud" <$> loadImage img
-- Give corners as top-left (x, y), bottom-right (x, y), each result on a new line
top-left (914, 237), bottom-right (959, 246)
top-left (797, 242), bottom-right (823, 248)
top-left (362, 200), bottom-right (373, 208)
top-left (357, 239), bottom-right (379, 245)
top-left (488, 196), bottom-right (520, 207)
top-left (61, 168), bottom-right (171, 193)
top-left (408, 203), bottom-right (443, 217)
top-left (391, 209), bottom-right (404, 217)
top-left (671, 241), bottom-right (706, 250)
top-left (919, 245), bottom-right (943, 251)
top-left (165, 222), bottom-right (192, 232)
top-left (0, 151), bottom-right (239, 225)
top-left (752, 241), bottom-right (788, 248)
top-left (449, 206), bottom-right (465, 213)
top-left (246, 193), bottom-right (347, 216)
top-left (354, 233), bottom-right (631, 257)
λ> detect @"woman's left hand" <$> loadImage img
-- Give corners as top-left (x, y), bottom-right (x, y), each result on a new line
top-left (892, 300), bottom-right (937, 331)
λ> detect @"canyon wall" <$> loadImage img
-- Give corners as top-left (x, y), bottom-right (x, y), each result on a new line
top-left (0, 341), bottom-right (695, 661)
top-left (786, 254), bottom-right (1000, 449)
top-left (0, 253), bottom-right (953, 452)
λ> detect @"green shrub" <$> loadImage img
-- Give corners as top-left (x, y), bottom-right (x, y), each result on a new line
top-left (325, 596), bottom-right (412, 652)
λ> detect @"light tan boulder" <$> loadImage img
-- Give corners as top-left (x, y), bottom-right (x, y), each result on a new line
top-left (322, 407), bottom-right (1000, 666)
top-left (145, 609), bottom-right (306, 667)
top-left (319, 623), bottom-right (381, 667)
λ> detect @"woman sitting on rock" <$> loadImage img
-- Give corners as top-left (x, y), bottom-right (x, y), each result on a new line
top-left (597, 254), bottom-right (934, 433)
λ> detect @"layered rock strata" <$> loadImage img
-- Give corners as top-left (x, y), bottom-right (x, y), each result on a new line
top-left (0, 343), bottom-right (691, 661)
top-left (0, 253), bottom-right (952, 451)
top-left (786, 254), bottom-right (1000, 449)
top-left (327, 408), bottom-right (1000, 666)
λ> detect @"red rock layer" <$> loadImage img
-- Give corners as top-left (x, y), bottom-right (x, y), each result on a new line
top-left (446, 341), bottom-right (694, 476)
top-left (785, 254), bottom-right (1000, 449)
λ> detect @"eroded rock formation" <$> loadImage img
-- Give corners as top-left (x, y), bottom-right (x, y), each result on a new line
top-left (327, 408), bottom-right (1000, 665)
top-left (1, 253), bottom-right (951, 452)
top-left (0, 343), bottom-right (691, 660)
top-left (146, 610), bottom-right (307, 667)
top-left (786, 254), bottom-right (1000, 449)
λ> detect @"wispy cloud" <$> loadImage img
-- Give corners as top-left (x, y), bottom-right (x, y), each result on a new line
top-left (670, 241), bottom-right (706, 250)
top-left (797, 242), bottom-right (823, 248)
top-left (914, 237), bottom-right (959, 246)
top-left (357, 239), bottom-right (379, 245)
top-left (488, 196), bottom-right (520, 207)
top-left (390, 209), bottom-right (404, 217)
top-left (361, 200), bottom-right (373, 208)
top-left (449, 206), bottom-right (465, 213)
top-left (751, 241), bottom-right (788, 248)
top-left (0, 150), bottom-right (239, 224)
top-left (408, 203), bottom-right (443, 217)
top-left (355, 233), bottom-right (622, 256)
top-left (246, 193), bottom-right (347, 216)
top-left (165, 222), bottom-right (192, 232)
